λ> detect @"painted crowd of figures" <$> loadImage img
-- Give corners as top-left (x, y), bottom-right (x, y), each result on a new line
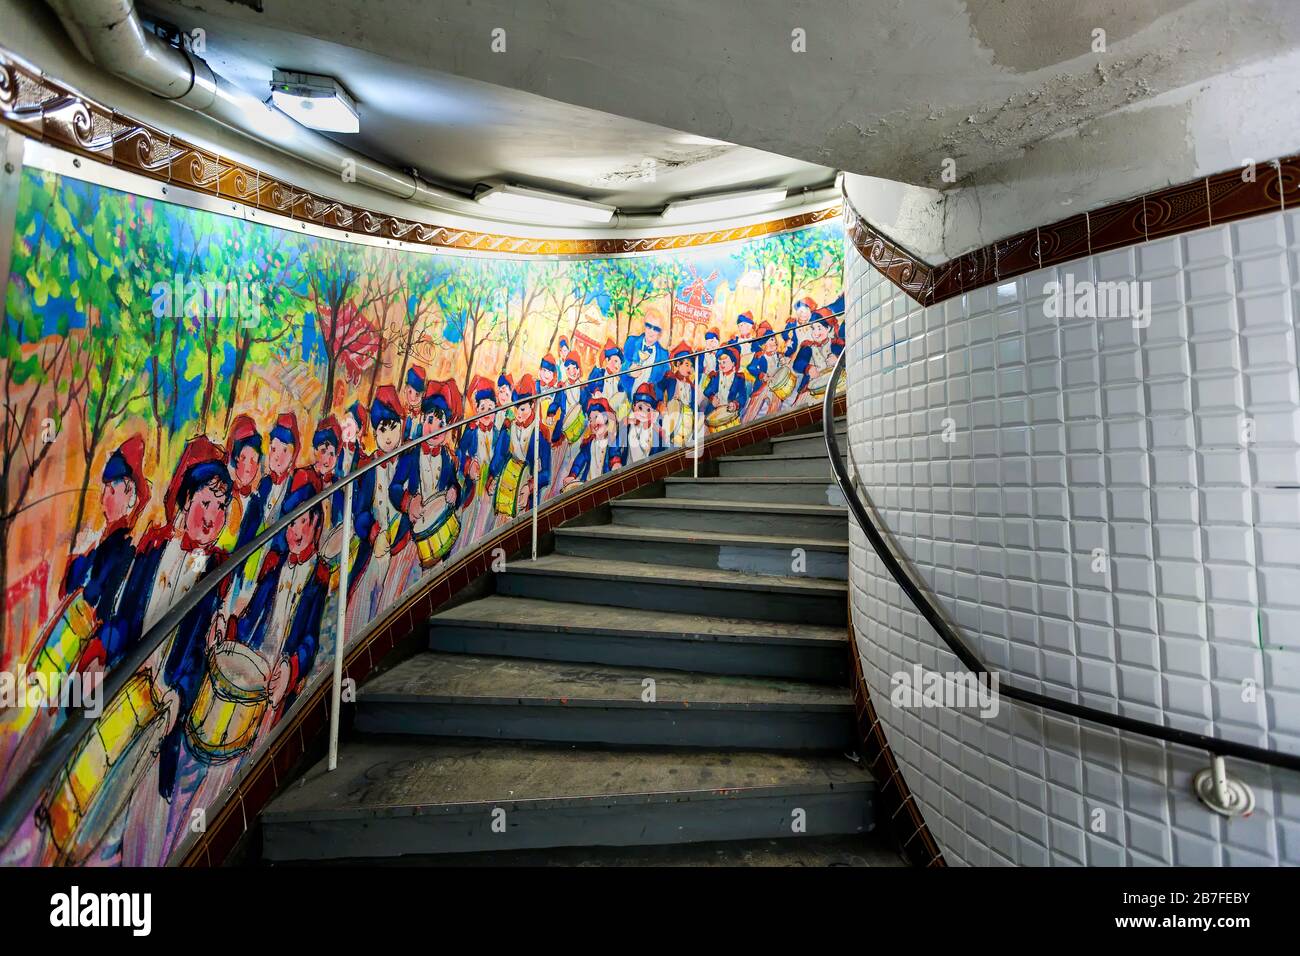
top-left (15, 293), bottom-right (843, 865)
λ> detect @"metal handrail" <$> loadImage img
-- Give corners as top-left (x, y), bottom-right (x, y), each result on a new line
top-left (822, 348), bottom-right (1300, 776)
top-left (0, 309), bottom-right (844, 848)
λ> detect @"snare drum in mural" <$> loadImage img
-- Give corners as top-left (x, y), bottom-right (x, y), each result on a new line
top-left (413, 504), bottom-right (460, 569)
top-left (185, 643), bottom-right (271, 763)
top-left (25, 591), bottom-right (98, 680)
top-left (706, 406), bottom-right (740, 433)
top-left (36, 671), bottom-right (167, 865)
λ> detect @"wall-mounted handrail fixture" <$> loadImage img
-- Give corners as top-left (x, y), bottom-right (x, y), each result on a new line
top-left (0, 310), bottom-right (844, 852)
top-left (821, 348), bottom-right (1300, 815)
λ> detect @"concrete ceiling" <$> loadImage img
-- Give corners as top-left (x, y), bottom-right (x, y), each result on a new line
top-left (143, 0), bottom-right (1300, 199)
top-left (139, 1), bottom-right (838, 210)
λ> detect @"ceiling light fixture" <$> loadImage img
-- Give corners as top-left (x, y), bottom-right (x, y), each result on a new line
top-left (661, 187), bottom-right (789, 223)
top-left (270, 69), bottom-right (360, 133)
top-left (475, 184), bottom-right (617, 224)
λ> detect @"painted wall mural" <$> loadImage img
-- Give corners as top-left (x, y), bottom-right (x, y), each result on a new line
top-left (0, 163), bottom-right (843, 866)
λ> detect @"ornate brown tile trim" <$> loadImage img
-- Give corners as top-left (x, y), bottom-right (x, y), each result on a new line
top-left (0, 47), bottom-right (840, 256)
top-left (179, 394), bottom-right (848, 867)
top-left (846, 153), bottom-right (1299, 306)
top-left (846, 603), bottom-right (946, 868)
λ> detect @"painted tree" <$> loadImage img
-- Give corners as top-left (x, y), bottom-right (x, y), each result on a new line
top-left (781, 224), bottom-right (843, 315)
top-left (496, 259), bottom-right (544, 375)
top-left (538, 261), bottom-right (582, 355)
top-left (389, 251), bottom-right (448, 394)
top-left (603, 256), bottom-right (659, 345)
top-left (222, 227), bottom-right (305, 430)
top-left (0, 172), bottom-right (83, 655)
top-left (63, 189), bottom-right (151, 547)
top-left (437, 257), bottom-right (503, 400)
top-left (300, 238), bottom-right (384, 414)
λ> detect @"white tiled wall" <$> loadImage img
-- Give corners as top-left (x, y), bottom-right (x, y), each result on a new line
top-left (844, 211), bottom-right (1300, 866)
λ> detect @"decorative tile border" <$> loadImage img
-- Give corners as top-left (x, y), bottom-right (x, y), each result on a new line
top-left (181, 394), bottom-right (847, 866)
top-left (846, 603), bottom-right (945, 868)
top-left (847, 154), bottom-right (1300, 306)
top-left (0, 47), bottom-right (840, 257)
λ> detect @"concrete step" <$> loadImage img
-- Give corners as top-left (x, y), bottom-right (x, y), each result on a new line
top-left (429, 596), bottom-right (848, 682)
top-left (355, 653), bottom-right (855, 750)
top-left (260, 739), bottom-right (875, 862)
top-left (718, 452), bottom-right (832, 478)
top-left (282, 833), bottom-right (905, 867)
top-left (610, 497), bottom-right (847, 539)
top-left (553, 524), bottom-right (848, 579)
top-left (767, 428), bottom-right (847, 458)
top-left (664, 476), bottom-right (847, 506)
top-left (495, 555), bottom-right (848, 625)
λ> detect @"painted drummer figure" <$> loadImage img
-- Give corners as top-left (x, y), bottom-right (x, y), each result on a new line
top-left (582, 338), bottom-right (627, 423)
top-left (730, 311), bottom-right (757, 366)
top-left (702, 327), bottom-right (720, 378)
top-left (347, 385), bottom-right (414, 631)
top-left (386, 378), bottom-right (463, 602)
top-left (494, 373), bottom-right (514, 431)
top-left (250, 412), bottom-right (300, 540)
top-left (310, 415), bottom-right (342, 525)
top-left (60, 435), bottom-right (150, 651)
top-left (625, 383), bottom-right (663, 465)
top-left (400, 364), bottom-right (426, 441)
top-left (457, 375), bottom-right (498, 545)
top-left (551, 352), bottom-right (588, 498)
top-left (487, 373), bottom-right (551, 527)
top-left (703, 345), bottom-right (749, 428)
top-left (792, 306), bottom-right (844, 402)
top-left (620, 311), bottom-right (669, 399)
top-left (218, 415), bottom-right (263, 554)
top-left (538, 353), bottom-right (565, 448)
top-left (742, 321), bottom-right (786, 422)
top-left (658, 342), bottom-right (698, 448)
top-left (562, 396), bottom-right (624, 490)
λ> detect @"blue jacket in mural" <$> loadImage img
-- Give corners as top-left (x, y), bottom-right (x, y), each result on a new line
top-left (568, 435), bottom-right (623, 482)
top-left (61, 523), bottom-right (135, 624)
top-left (231, 548), bottom-right (330, 717)
top-left (703, 369), bottom-right (749, 409)
top-left (490, 421), bottom-right (551, 492)
top-left (619, 334), bottom-right (669, 396)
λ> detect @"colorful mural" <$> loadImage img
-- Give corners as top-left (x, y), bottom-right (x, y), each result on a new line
top-left (0, 164), bottom-right (843, 865)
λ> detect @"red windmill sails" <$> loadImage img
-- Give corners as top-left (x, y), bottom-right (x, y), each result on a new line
top-left (675, 266), bottom-right (718, 330)
top-left (318, 301), bottom-right (381, 383)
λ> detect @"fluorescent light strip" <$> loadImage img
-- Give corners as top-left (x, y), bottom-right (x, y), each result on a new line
top-left (270, 70), bottom-right (360, 134)
top-left (661, 187), bottom-right (789, 223)
top-left (475, 184), bottom-right (616, 224)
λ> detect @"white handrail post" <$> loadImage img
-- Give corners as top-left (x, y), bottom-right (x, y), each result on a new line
top-left (328, 481), bottom-right (352, 772)
top-left (693, 353), bottom-right (701, 478)
top-left (531, 407), bottom-right (540, 561)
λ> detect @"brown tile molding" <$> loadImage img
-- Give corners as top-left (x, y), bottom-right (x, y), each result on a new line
top-left (846, 603), bottom-right (945, 867)
top-left (0, 48), bottom-right (839, 255)
top-left (179, 394), bottom-right (847, 866)
top-left (847, 154), bottom-right (1300, 306)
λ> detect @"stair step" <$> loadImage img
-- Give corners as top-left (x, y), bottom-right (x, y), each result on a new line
top-left (260, 739), bottom-right (875, 861)
top-left (718, 452), bottom-right (832, 478)
top-left (611, 498), bottom-right (847, 538)
top-left (495, 555), bottom-right (847, 625)
top-left (553, 524), bottom-right (848, 579)
top-left (664, 476), bottom-right (847, 505)
top-left (356, 653), bottom-right (854, 749)
top-left (769, 428), bottom-right (847, 458)
top-left (429, 596), bottom-right (848, 682)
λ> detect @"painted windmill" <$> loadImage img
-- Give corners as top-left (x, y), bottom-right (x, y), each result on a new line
top-left (674, 266), bottom-right (718, 332)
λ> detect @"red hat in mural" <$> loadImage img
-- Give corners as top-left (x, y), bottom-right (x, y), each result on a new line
top-left (225, 413), bottom-right (263, 464)
top-left (755, 320), bottom-right (774, 338)
top-left (796, 296), bottom-right (818, 312)
top-left (469, 375), bottom-right (496, 405)
top-left (602, 338), bottom-right (622, 359)
top-left (405, 364), bottom-right (426, 395)
top-left (422, 378), bottom-right (464, 423)
top-left (165, 435), bottom-right (229, 525)
top-left (633, 383), bottom-right (658, 408)
top-left (670, 342), bottom-right (692, 361)
top-left (540, 353), bottom-right (558, 375)
top-left (371, 384), bottom-right (404, 427)
top-left (736, 310), bottom-right (755, 327)
top-left (585, 395), bottom-right (614, 419)
top-left (705, 327), bottom-right (720, 341)
top-left (718, 345), bottom-right (741, 367)
top-left (512, 374), bottom-right (537, 401)
top-left (313, 414), bottom-right (342, 450)
top-left (269, 412), bottom-right (300, 450)
top-left (101, 434), bottom-right (151, 525)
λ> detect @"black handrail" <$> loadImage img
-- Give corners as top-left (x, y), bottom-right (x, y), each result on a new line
top-left (0, 309), bottom-right (845, 848)
top-left (822, 348), bottom-right (1300, 775)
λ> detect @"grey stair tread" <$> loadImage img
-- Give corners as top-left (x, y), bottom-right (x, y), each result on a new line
top-left (263, 738), bottom-right (872, 820)
top-left (772, 429), bottom-right (846, 443)
top-left (613, 498), bottom-right (845, 516)
top-left (665, 476), bottom-right (836, 484)
top-left (363, 652), bottom-right (851, 709)
top-left (432, 595), bottom-right (845, 644)
top-left (295, 834), bottom-right (905, 867)
top-left (507, 554), bottom-right (848, 594)
top-left (720, 451), bottom-right (832, 462)
top-left (554, 523), bottom-right (848, 552)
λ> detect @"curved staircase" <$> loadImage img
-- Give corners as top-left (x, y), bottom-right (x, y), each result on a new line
top-left (258, 418), bottom-right (902, 866)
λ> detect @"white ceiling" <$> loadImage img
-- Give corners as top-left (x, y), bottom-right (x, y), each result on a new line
top-left (139, 1), bottom-right (837, 211)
